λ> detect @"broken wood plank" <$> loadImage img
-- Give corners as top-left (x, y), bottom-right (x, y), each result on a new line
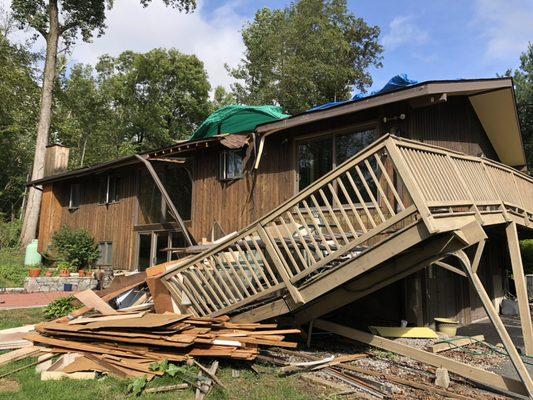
top-left (41, 371), bottom-right (96, 381)
top-left (0, 346), bottom-right (43, 367)
top-left (74, 289), bottom-right (117, 315)
top-left (432, 335), bottom-right (485, 353)
top-left (145, 383), bottom-right (188, 393)
top-left (314, 319), bottom-right (528, 397)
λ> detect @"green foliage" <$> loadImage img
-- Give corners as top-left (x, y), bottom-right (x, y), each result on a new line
top-left (0, 247), bottom-right (26, 288)
top-left (127, 376), bottom-right (148, 397)
top-left (54, 48), bottom-right (212, 167)
top-left (227, 0), bottom-right (382, 114)
top-left (51, 227), bottom-right (99, 269)
top-left (512, 42), bottom-right (533, 170)
top-left (0, 30), bottom-right (39, 217)
top-left (521, 239), bottom-right (533, 275)
top-left (43, 295), bottom-right (77, 319)
top-left (0, 217), bottom-right (22, 248)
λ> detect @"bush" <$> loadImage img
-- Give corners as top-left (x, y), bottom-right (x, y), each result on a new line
top-left (0, 217), bottom-right (21, 248)
top-left (521, 239), bottom-right (533, 275)
top-left (0, 247), bottom-right (26, 288)
top-left (51, 227), bottom-right (99, 269)
top-left (43, 296), bottom-right (77, 319)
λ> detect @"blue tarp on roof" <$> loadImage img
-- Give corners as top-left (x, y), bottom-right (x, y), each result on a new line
top-left (308, 74), bottom-right (418, 112)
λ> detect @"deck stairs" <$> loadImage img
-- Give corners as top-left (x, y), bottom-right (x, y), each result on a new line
top-left (160, 135), bottom-right (533, 323)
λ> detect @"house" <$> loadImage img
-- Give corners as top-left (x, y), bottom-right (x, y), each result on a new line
top-left (30, 77), bottom-right (532, 332)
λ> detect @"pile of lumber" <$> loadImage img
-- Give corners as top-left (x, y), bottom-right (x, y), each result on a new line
top-left (23, 312), bottom-right (299, 379)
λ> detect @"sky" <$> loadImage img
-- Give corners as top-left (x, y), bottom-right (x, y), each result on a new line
top-left (2, 0), bottom-right (532, 94)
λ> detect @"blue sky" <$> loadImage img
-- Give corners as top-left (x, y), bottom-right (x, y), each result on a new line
top-left (2, 0), bottom-right (532, 94)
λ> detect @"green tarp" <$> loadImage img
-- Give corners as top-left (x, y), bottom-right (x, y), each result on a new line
top-left (190, 105), bottom-right (290, 141)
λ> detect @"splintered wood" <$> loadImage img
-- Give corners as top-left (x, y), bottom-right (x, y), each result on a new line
top-left (24, 312), bottom-right (299, 378)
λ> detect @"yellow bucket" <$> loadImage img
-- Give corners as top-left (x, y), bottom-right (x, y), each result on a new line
top-left (434, 318), bottom-right (459, 336)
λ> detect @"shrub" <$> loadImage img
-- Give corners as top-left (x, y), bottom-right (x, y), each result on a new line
top-left (43, 296), bottom-right (77, 319)
top-left (51, 227), bottom-right (99, 269)
top-left (0, 217), bottom-right (21, 248)
top-left (0, 248), bottom-right (26, 288)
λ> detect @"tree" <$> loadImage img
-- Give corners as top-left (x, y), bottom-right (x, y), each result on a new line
top-left (0, 28), bottom-right (39, 221)
top-left (227, 0), bottom-right (382, 114)
top-left (512, 43), bottom-right (533, 170)
top-left (96, 48), bottom-right (211, 150)
top-left (11, 0), bottom-right (197, 246)
top-left (212, 85), bottom-right (235, 111)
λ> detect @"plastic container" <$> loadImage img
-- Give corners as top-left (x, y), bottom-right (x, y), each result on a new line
top-left (434, 318), bottom-right (459, 336)
top-left (63, 283), bottom-right (73, 291)
top-left (24, 239), bottom-right (42, 266)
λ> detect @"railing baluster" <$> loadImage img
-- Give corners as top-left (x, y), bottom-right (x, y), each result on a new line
top-left (285, 211), bottom-right (321, 264)
top-left (318, 188), bottom-right (350, 244)
top-left (249, 235), bottom-right (276, 287)
top-left (205, 258), bottom-right (234, 305)
top-left (345, 170), bottom-right (376, 228)
top-left (364, 159), bottom-right (395, 216)
top-left (213, 253), bottom-right (249, 299)
top-left (294, 205), bottom-right (325, 260)
top-left (327, 182), bottom-right (358, 237)
top-left (192, 268), bottom-right (224, 309)
top-left (226, 245), bottom-right (258, 294)
top-left (354, 164), bottom-right (386, 223)
top-left (278, 214), bottom-right (308, 272)
top-left (337, 176), bottom-right (368, 233)
top-left (374, 153), bottom-right (405, 211)
top-left (302, 199), bottom-right (334, 253)
top-left (309, 193), bottom-right (341, 248)
top-left (270, 219), bottom-right (302, 275)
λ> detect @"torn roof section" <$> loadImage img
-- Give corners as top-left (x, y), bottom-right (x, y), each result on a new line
top-left (29, 76), bottom-right (526, 186)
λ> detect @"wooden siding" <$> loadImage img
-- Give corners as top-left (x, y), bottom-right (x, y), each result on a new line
top-left (37, 184), bottom-right (63, 253)
top-left (39, 168), bottom-right (139, 269)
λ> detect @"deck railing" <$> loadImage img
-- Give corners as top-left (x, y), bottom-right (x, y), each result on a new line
top-left (395, 138), bottom-right (533, 222)
top-left (161, 135), bottom-right (533, 317)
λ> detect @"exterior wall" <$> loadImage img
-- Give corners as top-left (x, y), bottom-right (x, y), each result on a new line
top-left (38, 168), bottom-right (139, 270)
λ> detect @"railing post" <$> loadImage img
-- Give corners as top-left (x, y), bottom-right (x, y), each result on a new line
top-left (384, 139), bottom-right (436, 233)
top-left (256, 225), bottom-right (305, 305)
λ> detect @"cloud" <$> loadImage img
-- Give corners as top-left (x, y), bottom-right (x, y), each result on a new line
top-left (472, 0), bottom-right (533, 60)
top-left (1, 0), bottom-right (247, 90)
top-left (381, 15), bottom-right (429, 51)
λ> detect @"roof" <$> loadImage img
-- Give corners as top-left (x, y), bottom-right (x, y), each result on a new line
top-left (30, 77), bottom-right (526, 186)
top-left (190, 105), bottom-right (289, 140)
top-left (255, 77), bottom-right (526, 167)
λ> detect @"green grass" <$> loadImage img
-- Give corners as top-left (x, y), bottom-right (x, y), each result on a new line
top-left (0, 309), bottom-right (331, 400)
top-left (0, 248), bottom-right (27, 288)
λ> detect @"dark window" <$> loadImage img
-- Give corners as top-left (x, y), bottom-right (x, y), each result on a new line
top-left (97, 242), bottom-right (113, 266)
top-left (297, 128), bottom-right (377, 204)
top-left (298, 137), bottom-right (333, 192)
top-left (68, 183), bottom-right (80, 209)
top-left (98, 175), bottom-right (120, 205)
top-left (220, 150), bottom-right (244, 180)
top-left (165, 167), bottom-right (192, 221)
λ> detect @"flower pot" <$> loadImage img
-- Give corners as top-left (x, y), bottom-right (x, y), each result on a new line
top-left (28, 268), bottom-right (41, 278)
top-left (78, 269), bottom-right (85, 277)
top-left (59, 271), bottom-right (70, 277)
top-left (45, 271), bottom-right (53, 277)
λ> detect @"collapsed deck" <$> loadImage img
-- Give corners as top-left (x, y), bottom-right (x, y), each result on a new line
top-left (159, 135), bottom-right (533, 324)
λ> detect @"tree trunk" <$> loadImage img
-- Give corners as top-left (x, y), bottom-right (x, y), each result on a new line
top-left (20, 0), bottom-right (60, 247)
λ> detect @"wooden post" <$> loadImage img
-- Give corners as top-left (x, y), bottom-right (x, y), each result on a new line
top-left (135, 154), bottom-right (193, 246)
top-left (505, 222), bottom-right (533, 356)
top-left (455, 250), bottom-right (533, 397)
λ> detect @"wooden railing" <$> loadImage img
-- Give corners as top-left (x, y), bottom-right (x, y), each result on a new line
top-left (395, 138), bottom-right (533, 222)
top-left (161, 135), bottom-right (533, 317)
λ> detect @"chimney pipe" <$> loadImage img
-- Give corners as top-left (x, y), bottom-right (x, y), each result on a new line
top-left (44, 144), bottom-right (69, 177)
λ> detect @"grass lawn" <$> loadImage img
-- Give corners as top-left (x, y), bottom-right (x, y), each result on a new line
top-left (0, 308), bottom-right (333, 400)
top-left (0, 248), bottom-right (27, 288)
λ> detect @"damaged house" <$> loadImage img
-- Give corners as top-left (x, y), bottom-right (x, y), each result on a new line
top-left (30, 77), bottom-right (532, 382)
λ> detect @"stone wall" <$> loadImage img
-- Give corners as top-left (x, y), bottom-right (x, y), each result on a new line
top-left (24, 277), bottom-right (98, 293)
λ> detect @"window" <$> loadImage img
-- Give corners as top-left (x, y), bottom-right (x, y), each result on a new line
top-left (219, 150), bottom-right (244, 180)
top-left (297, 128), bottom-right (376, 192)
top-left (68, 183), bottom-right (80, 210)
top-left (97, 242), bottom-right (113, 266)
top-left (98, 175), bottom-right (120, 205)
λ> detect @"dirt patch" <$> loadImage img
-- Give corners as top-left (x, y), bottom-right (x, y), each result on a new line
top-left (0, 378), bottom-right (20, 392)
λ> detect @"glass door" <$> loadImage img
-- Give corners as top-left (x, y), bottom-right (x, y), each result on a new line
top-left (137, 231), bottom-right (186, 270)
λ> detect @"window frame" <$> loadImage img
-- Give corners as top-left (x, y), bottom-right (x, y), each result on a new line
top-left (219, 150), bottom-right (244, 181)
top-left (294, 122), bottom-right (378, 205)
top-left (96, 241), bottom-right (113, 266)
top-left (68, 182), bottom-right (81, 210)
top-left (97, 175), bottom-right (120, 205)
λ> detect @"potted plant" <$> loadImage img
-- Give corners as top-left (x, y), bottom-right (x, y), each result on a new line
top-left (57, 261), bottom-right (72, 277)
top-left (28, 265), bottom-right (41, 278)
top-left (44, 269), bottom-right (53, 277)
top-left (78, 269), bottom-right (85, 277)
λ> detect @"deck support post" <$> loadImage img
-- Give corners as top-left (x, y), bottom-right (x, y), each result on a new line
top-left (454, 249), bottom-right (533, 396)
top-left (505, 222), bottom-right (533, 356)
top-left (135, 154), bottom-right (193, 247)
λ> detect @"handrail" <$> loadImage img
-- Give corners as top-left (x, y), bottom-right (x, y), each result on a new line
top-left (160, 135), bottom-right (533, 317)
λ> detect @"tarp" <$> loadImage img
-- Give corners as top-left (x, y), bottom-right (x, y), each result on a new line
top-left (190, 105), bottom-right (290, 141)
top-left (308, 74), bottom-right (418, 112)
